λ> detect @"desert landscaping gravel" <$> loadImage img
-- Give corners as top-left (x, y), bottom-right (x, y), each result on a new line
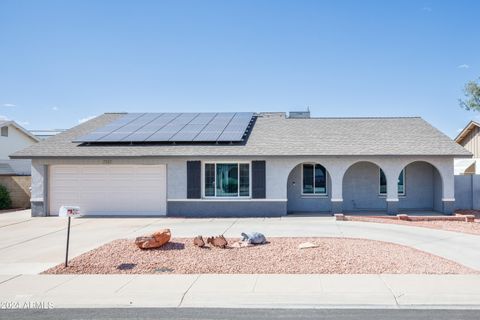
top-left (44, 237), bottom-right (477, 275)
top-left (347, 216), bottom-right (480, 236)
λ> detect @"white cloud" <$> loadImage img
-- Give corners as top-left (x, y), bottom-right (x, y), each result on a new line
top-left (52, 106), bottom-right (59, 111)
top-left (458, 64), bottom-right (470, 69)
top-left (422, 6), bottom-right (432, 12)
top-left (0, 115), bottom-right (9, 121)
top-left (78, 115), bottom-right (97, 124)
top-left (2, 103), bottom-right (16, 107)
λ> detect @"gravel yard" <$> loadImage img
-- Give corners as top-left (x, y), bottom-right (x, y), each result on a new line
top-left (43, 237), bottom-right (477, 275)
top-left (347, 216), bottom-right (480, 236)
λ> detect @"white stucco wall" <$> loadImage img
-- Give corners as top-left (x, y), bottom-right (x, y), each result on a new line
top-left (31, 155), bottom-right (456, 216)
top-left (0, 124), bottom-right (37, 159)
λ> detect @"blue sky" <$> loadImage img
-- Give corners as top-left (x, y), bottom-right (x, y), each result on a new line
top-left (0, 0), bottom-right (479, 138)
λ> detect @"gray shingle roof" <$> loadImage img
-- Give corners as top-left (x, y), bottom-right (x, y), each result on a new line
top-left (10, 112), bottom-right (471, 158)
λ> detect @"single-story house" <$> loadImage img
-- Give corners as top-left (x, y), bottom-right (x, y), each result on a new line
top-left (11, 111), bottom-right (471, 217)
top-left (454, 120), bottom-right (480, 175)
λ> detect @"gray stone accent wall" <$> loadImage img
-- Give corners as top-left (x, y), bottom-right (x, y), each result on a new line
top-left (387, 200), bottom-right (399, 215)
top-left (331, 200), bottom-right (343, 213)
top-left (167, 200), bottom-right (286, 217)
top-left (31, 200), bottom-right (45, 217)
top-left (442, 200), bottom-right (455, 215)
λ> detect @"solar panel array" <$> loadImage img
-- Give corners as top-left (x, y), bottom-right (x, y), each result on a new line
top-left (74, 112), bottom-right (255, 143)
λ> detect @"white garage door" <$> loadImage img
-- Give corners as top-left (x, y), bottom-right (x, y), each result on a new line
top-left (49, 165), bottom-right (167, 216)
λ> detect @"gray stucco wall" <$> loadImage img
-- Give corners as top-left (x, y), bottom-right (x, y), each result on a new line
top-left (286, 164), bottom-right (332, 213)
top-left (455, 175), bottom-right (480, 210)
top-left (343, 162), bottom-right (387, 212)
top-left (284, 158), bottom-right (450, 213)
top-left (397, 162), bottom-right (443, 211)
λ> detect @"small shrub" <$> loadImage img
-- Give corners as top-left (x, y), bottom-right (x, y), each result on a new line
top-left (0, 185), bottom-right (12, 209)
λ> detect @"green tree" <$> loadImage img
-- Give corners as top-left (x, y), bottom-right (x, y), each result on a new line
top-left (460, 78), bottom-right (480, 111)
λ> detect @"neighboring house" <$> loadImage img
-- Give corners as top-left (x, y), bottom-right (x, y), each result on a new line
top-left (454, 120), bottom-right (480, 175)
top-left (30, 129), bottom-right (66, 141)
top-left (0, 120), bottom-right (40, 208)
top-left (0, 120), bottom-right (39, 175)
top-left (11, 112), bottom-right (470, 217)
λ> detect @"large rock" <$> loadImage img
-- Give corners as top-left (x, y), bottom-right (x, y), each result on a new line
top-left (193, 235), bottom-right (205, 247)
top-left (207, 235), bottom-right (228, 248)
top-left (241, 232), bottom-right (267, 244)
top-left (135, 229), bottom-right (171, 249)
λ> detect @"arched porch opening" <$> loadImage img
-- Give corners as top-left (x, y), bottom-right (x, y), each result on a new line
top-left (398, 161), bottom-right (443, 213)
top-left (287, 162), bottom-right (331, 214)
top-left (342, 161), bottom-right (387, 213)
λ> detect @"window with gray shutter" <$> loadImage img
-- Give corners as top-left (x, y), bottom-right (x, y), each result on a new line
top-left (187, 161), bottom-right (201, 199)
top-left (252, 160), bottom-right (266, 199)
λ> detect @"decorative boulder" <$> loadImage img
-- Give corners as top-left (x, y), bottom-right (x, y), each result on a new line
top-left (298, 242), bottom-right (319, 249)
top-left (193, 235), bottom-right (205, 247)
top-left (135, 229), bottom-right (171, 249)
top-left (230, 241), bottom-right (254, 248)
top-left (207, 235), bottom-right (228, 248)
top-left (241, 232), bottom-right (267, 245)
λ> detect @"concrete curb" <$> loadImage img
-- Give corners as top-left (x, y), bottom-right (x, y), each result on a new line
top-left (1, 274), bottom-right (480, 309)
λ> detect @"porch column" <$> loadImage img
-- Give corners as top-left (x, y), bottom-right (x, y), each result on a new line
top-left (330, 172), bottom-right (343, 214)
top-left (31, 162), bottom-right (48, 217)
top-left (385, 170), bottom-right (399, 215)
top-left (441, 164), bottom-right (455, 215)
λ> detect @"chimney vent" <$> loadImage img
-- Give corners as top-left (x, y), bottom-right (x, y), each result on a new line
top-left (288, 109), bottom-right (310, 119)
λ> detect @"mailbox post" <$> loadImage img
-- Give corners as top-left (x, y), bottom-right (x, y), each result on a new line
top-left (59, 206), bottom-right (81, 267)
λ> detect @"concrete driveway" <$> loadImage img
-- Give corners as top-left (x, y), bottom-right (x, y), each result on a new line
top-left (1, 210), bottom-right (480, 274)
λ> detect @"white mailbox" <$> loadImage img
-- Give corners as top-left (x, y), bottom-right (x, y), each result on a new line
top-left (59, 205), bottom-right (81, 268)
top-left (59, 206), bottom-right (81, 218)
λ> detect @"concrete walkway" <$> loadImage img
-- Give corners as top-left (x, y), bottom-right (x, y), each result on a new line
top-left (1, 210), bottom-right (480, 274)
top-left (1, 274), bottom-right (480, 308)
top-left (2, 210), bottom-right (480, 308)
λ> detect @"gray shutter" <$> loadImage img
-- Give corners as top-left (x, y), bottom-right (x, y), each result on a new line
top-left (187, 161), bottom-right (201, 199)
top-left (252, 160), bottom-right (266, 199)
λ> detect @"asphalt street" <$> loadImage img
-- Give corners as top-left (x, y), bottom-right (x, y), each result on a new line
top-left (1, 308), bottom-right (479, 320)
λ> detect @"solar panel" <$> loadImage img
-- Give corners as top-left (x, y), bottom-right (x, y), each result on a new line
top-left (189, 113), bottom-right (216, 125)
top-left (170, 124), bottom-right (206, 141)
top-left (74, 112), bottom-right (255, 143)
top-left (217, 112), bottom-right (253, 141)
top-left (193, 113), bottom-right (235, 141)
top-left (145, 113), bottom-right (198, 142)
top-left (124, 113), bottom-right (180, 141)
top-left (100, 113), bottom-right (162, 142)
top-left (73, 113), bottom-right (144, 142)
